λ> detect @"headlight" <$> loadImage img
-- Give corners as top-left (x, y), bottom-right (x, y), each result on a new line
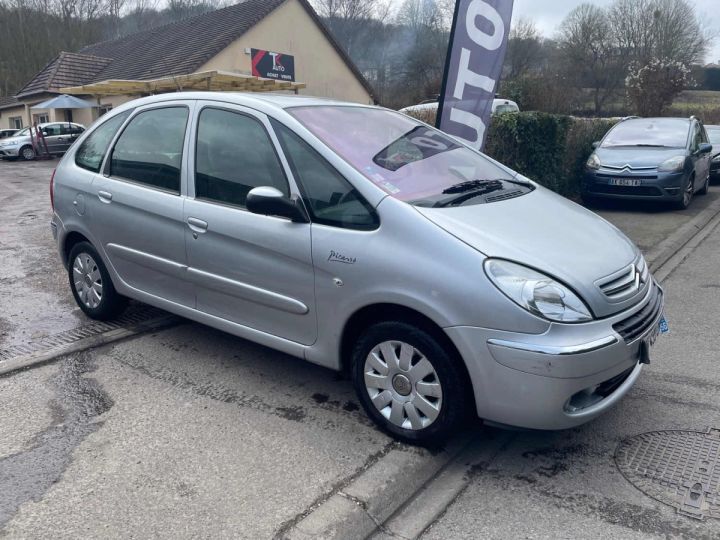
top-left (712, 154), bottom-right (720, 163)
top-left (484, 259), bottom-right (593, 323)
top-left (586, 154), bottom-right (601, 170)
top-left (658, 155), bottom-right (685, 172)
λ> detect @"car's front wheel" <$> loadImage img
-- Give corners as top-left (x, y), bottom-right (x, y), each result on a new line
top-left (19, 145), bottom-right (35, 161)
top-left (68, 242), bottom-right (127, 320)
top-left (352, 321), bottom-right (470, 445)
top-left (674, 175), bottom-right (694, 210)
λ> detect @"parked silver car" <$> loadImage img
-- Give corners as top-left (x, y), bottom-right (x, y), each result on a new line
top-left (51, 93), bottom-right (667, 444)
top-left (0, 122), bottom-right (85, 160)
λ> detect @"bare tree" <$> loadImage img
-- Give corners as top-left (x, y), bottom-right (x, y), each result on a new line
top-left (506, 18), bottom-right (542, 80)
top-left (312, 0), bottom-right (390, 56)
top-left (609, 0), bottom-right (712, 66)
top-left (559, 4), bottom-right (626, 116)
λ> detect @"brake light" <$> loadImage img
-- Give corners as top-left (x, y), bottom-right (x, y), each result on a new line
top-left (50, 169), bottom-right (56, 211)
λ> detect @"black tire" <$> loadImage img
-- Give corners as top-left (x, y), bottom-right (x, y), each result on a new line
top-left (698, 175), bottom-right (710, 196)
top-left (68, 241), bottom-right (127, 320)
top-left (19, 145), bottom-right (35, 161)
top-left (673, 175), bottom-right (694, 210)
top-left (351, 321), bottom-right (470, 446)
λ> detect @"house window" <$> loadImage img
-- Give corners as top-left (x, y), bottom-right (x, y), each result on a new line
top-left (33, 113), bottom-right (49, 124)
top-left (9, 117), bottom-right (22, 129)
top-left (98, 105), bottom-right (112, 117)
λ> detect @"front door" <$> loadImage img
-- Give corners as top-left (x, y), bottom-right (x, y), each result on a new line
top-left (90, 103), bottom-right (194, 307)
top-left (184, 104), bottom-right (316, 345)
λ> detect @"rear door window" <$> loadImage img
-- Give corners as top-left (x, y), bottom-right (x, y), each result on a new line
top-left (110, 107), bottom-right (189, 193)
top-left (75, 111), bottom-right (131, 173)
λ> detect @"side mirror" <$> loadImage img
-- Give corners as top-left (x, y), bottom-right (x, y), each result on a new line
top-left (698, 142), bottom-right (713, 155)
top-left (592, 141), bottom-right (601, 149)
top-left (246, 186), bottom-right (308, 223)
top-left (42, 131), bottom-right (48, 136)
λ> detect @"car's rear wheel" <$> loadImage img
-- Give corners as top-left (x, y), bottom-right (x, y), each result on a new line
top-left (674, 176), bottom-right (694, 209)
top-left (19, 145), bottom-right (35, 161)
top-left (68, 242), bottom-right (127, 320)
top-left (351, 321), bottom-right (469, 445)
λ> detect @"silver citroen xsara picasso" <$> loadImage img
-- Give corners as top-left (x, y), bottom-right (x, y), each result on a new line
top-left (51, 93), bottom-right (666, 444)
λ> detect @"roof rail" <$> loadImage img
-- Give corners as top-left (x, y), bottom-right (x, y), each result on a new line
top-left (620, 116), bottom-right (640, 122)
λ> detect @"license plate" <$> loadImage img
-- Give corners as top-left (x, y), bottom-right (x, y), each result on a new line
top-left (609, 178), bottom-right (642, 187)
top-left (640, 315), bottom-right (669, 363)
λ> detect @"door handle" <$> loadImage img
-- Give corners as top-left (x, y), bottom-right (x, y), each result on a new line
top-left (98, 190), bottom-right (113, 203)
top-left (187, 217), bottom-right (208, 234)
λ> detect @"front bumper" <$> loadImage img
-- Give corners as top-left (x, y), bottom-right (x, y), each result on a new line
top-left (0, 146), bottom-right (20, 157)
top-left (582, 169), bottom-right (685, 201)
top-left (447, 281), bottom-right (664, 430)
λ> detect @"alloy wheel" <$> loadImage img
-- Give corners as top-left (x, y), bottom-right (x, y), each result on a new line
top-left (72, 252), bottom-right (103, 309)
top-left (21, 146), bottom-right (35, 160)
top-left (683, 178), bottom-right (693, 207)
top-left (363, 341), bottom-right (443, 431)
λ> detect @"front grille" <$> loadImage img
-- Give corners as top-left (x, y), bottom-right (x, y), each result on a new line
top-left (589, 184), bottom-right (663, 196)
top-left (613, 285), bottom-right (663, 343)
top-left (598, 258), bottom-right (649, 300)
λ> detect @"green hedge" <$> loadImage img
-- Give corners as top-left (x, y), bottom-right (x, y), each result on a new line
top-left (485, 113), bottom-right (617, 199)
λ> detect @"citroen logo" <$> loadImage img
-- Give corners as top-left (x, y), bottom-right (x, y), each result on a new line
top-left (637, 265), bottom-right (646, 284)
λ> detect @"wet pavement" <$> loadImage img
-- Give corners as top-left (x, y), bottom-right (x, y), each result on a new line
top-left (1, 161), bottom-right (719, 538)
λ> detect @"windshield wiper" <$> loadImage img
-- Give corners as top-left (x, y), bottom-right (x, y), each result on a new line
top-left (433, 179), bottom-right (506, 208)
top-left (442, 179), bottom-right (505, 194)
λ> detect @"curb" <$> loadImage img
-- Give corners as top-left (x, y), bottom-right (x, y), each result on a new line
top-left (645, 194), bottom-right (720, 273)
top-left (280, 433), bottom-right (475, 540)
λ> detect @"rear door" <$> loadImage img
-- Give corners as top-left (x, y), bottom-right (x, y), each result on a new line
top-left (184, 102), bottom-right (316, 345)
top-left (90, 102), bottom-right (194, 307)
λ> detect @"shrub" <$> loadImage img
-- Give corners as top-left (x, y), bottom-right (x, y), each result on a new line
top-left (485, 113), bottom-right (616, 198)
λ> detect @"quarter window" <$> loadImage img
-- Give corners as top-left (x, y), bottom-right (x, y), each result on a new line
top-left (75, 111), bottom-right (130, 173)
top-left (272, 120), bottom-right (378, 230)
top-left (195, 108), bottom-right (288, 207)
top-left (110, 107), bottom-right (188, 193)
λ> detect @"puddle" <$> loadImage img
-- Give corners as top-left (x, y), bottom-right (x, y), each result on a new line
top-left (0, 353), bottom-right (113, 527)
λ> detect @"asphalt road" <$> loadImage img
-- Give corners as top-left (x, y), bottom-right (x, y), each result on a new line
top-left (1, 160), bottom-right (719, 538)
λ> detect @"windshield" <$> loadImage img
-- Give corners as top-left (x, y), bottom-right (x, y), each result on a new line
top-left (14, 128), bottom-right (29, 137)
top-left (288, 106), bottom-right (521, 204)
top-left (602, 119), bottom-right (689, 148)
top-left (494, 104), bottom-right (518, 114)
top-left (707, 128), bottom-right (720, 145)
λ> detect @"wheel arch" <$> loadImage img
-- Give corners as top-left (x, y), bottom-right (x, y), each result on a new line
top-left (339, 303), bottom-right (474, 404)
top-left (62, 230), bottom-right (92, 267)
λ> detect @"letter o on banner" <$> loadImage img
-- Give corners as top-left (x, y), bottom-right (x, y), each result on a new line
top-left (466, 0), bottom-right (505, 51)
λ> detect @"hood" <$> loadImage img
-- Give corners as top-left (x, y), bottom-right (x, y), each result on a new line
top-left (416, 187), bottom-right (643, 318)
top-left (594, 146), bottom-right (686, 169)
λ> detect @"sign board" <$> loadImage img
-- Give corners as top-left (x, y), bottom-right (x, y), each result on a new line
top-left (251, 48), bottom-right (296, 82)
top-left (437, 0), bottom-right (514, 150)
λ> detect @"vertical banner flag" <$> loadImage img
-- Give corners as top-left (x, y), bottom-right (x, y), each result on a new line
top-left (437, 0), bottom-right (514, 151)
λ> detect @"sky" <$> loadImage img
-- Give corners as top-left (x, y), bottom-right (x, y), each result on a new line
top-left (510, 0), bottom-right (720, 64)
